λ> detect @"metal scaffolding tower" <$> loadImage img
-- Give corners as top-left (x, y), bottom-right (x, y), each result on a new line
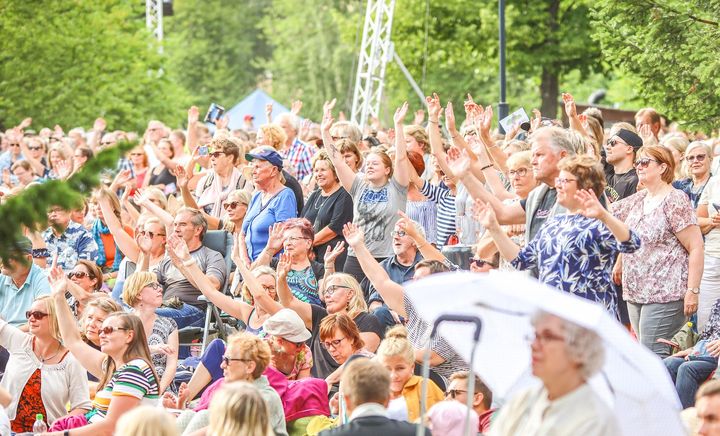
top-left (146, 0), bottom-right (164, 43)
top-left (350, 0), bottom-right (397, 130)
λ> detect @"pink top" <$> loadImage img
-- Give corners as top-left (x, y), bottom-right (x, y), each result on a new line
top-left (612, 188), bottom-right (696, 304)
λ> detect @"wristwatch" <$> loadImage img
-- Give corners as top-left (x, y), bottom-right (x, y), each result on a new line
top-left (688, 287), bottom-right (700, 295)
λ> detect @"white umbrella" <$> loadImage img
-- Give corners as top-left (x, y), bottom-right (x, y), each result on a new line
top-left (406, 271), bottom-right (685, 436)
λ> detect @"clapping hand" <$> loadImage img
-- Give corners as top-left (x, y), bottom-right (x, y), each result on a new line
top-left (323, 241), bottom-right (346, 265)
top-left (575, 189), bottom-right (606, 220)
top-left (342, 222), bottom-right (365, 248)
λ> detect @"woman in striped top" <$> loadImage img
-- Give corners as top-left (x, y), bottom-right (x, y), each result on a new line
top-left (47, 266), bottom-right (159, 435)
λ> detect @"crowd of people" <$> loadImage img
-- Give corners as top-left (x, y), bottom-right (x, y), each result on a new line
top-left (0, 91), bottom-right (719, 436)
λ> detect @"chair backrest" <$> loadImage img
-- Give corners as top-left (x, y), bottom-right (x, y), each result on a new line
top-left (202, 230), bottom-right (234, 292)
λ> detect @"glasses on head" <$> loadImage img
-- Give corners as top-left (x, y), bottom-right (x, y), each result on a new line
top-left (445, 389), bottom-right (467, 399)
top-left (139, 230), bottom-right (165, 239)
top-left (223, 201), bottom-right (244, 210)
top-left (554, 177), bottom-right (577, 187)
top-left (525, 330), bottom-right (565, 345)
top-left (508, 167), bottom-right (528, 178)
top-left (100, 326), bottom-right (130, 335)
top-left (321, 337), bottom-right (346, 350)
top-left (68, 271), bottom-right (93, 280)
top-left (26, 311), bottom-right (48, 320)
top-left (222, 355), bottom-right (250, 366)
top-left (323, 285), bottom-right (352, 297)
top-left (686, 154), bottom-right (707, 163)
top-left (470, 258), bottom-right (497, 269)
top-left (210, 151), bottom-right (225, 158)
top-left (633, 157), bottom-right (659, 169)
top-left (27, 146), bottom-right (42, 151)
top-left (391, 230), bottom-right (407, 238)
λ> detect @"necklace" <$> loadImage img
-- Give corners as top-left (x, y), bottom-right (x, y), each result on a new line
top-left (34, 337), bottom-right (61, 363)
top-left (314, 196), bottom-right (328, 210)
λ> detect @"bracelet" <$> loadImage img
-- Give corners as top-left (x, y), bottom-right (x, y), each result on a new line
top-left (428, 119), bottom-right (439, 124)
top-left (480, 163), bottom-right (494, 171)
top-left (182, 258), bottom-right (196, 267)
top-left (32, 248), bottom-right (50, 259)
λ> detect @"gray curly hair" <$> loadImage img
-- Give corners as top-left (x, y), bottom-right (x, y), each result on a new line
top-left (531, 311), bottom-right (605, 380)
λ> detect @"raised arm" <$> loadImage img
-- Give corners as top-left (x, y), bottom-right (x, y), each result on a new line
top-left (97, 190), bottom-right (139, 262)
top-left (274, 252), bottom-right (312, 329)
top-left (251, 223), bottom-right (285, 268)
top-left (321, 99), bottom-right (356, 193)
top-left (464, 138), bottom-right (515, 201)
top-left (562, 93), bottom-right (588, 137)
top-left (396, 211), bottom-right (446, 263)
top-left (425, 94), bottom-right (457, 179)
top-left (475, 104), bottom-right (509, 173)
top-left (175, 166), bottom-right (221, 230)
top-left (392, 102), bottom-right (410, 187)
top-left (132, 191), bottom-right (174, 228)
top-left (342, 223), bottom-right (405, 316)
top-left (474, 201), bottom-right (521, 261)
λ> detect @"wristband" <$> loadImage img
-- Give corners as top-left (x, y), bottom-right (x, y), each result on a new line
top-left (32, 248), bottom-right (50, 259)
top-left (428, 119), bottom-right (439, 124)
top-left (480, 163), bottom-right (494, 171)
top-left (182, 258), bottom-right (196, 267)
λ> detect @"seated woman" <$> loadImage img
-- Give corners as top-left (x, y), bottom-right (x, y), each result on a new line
top-left (79, 295), bottom-right (122, 394)
top-left (491, 311), bottom-right (620, 435)
top-left (320, 313), bottom-right (374, 391)
top-left (254, 218), bottom-right (325, 305)
top-left (476, 155), bottom-right (641, 318)
top-left (89, 189), bottom-right (127, 281)
top-left (122, 272), bottom-right (179, 394)
top-left (0, 296), bottom-right (91, 433)
top-left (207, 382), bottom-right (273, 436)
top-left (375, 326), bottom-right (444, 422)
top-left (47, 266), bottom-right (160, 435)
top-left (66, 259), bottom-right (104, 317)
top-left (664, 297), bottom-right (720, 408)
top-left (171, 332), bottom-right (287, 436)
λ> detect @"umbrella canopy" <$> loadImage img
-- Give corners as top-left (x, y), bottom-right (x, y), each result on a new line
top-left (405, 271), bottom-right (685, 436)
top-left (224, 89), bottom-right (291, 130)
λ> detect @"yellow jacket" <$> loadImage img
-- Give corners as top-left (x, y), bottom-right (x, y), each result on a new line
top-left (402, 375), bottom-right (445, 422)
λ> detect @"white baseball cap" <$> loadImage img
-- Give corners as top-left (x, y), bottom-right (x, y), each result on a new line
top-left (262, 308), bottom-right (311, 343)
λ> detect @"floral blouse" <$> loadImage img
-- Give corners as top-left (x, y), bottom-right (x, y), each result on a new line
top-left (511, 214), bottom-right (641, 317)
top-left (612, 189), bottom-right (696, 304)
top-left (701, 298), bottom-right (720, 341)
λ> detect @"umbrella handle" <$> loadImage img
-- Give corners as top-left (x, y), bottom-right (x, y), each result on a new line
top-left (418, 315), bottom-right (483, 436)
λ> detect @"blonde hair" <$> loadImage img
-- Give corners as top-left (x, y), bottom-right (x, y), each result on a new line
top-left (226, 332), bottom-right (271, 379)
top-left (259, 124), bottom-right (287, 150)
top-left (36, 295), bottom-right (62, 342)
top-left (115, 405), bottom-right (177, 436)
top-left (375, 325), bottom-right (414, 364)
top-left (208, 382), bottom-right (273, 436)
top-left (506, 150), bottom-right (532, 169)
top-left (323, 273), bottom-right (368, 318)
top-left (404, 125), bottom-right (430, 154)
top-left (241, 266), bottom-right (278, 304)
top-left (122, 271), bottom-right (158, 308)
top-left (143, 187), bottom-right (168, 210)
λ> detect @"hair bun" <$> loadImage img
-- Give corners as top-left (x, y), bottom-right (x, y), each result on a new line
top-left (385, 325), bottom-right (408, 340)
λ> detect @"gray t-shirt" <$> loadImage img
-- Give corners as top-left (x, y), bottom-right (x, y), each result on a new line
top-left (348, 175), bottom-right (408, 258)
top-left (155, 245), bottom-right (226, 309)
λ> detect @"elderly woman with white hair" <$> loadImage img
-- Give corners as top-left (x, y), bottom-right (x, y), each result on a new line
top-left (490, 311), bottom-right (620, 436)
top-left (673, 141), bottom-right (713, 209)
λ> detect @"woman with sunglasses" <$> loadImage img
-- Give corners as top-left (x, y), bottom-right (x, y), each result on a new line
top-left (476, 155), bottom-right (641, 319)
top-left (47, 265), bottom-right (160, 435)
top-left (194, 138), bottom-right (246, 219)
top-left (612, 146), bottom-right (704, 357)
top-left (0, 295), bottom-right (91, 433)
top-left (65, 260), bottom-right (104, 317)
top-left (78, 296), bottom-right (122, 396)
top-left (672, 141), bottom-right (713, 208)
top-left (122, 272), bottom-right (179, 395)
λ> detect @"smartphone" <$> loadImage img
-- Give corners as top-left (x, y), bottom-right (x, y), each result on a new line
top-left (204, 103), bottom-right (225, 125)
top-left (198, 145), bottom-right (209, 156)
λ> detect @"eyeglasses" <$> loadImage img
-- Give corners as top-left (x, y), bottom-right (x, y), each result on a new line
top-left (508, 168), bottom-right (528, 178)
top-left (222, 355), bottom-right (251, 366)
top-left (100, 326), bottom-right (130, 335)
top-left (525, 331), bottom-right (565, 345)
top-left (391, 230), bottom-right (407, 238)
top-left (285, 236), bottom-right (309, 243)
top-left (633, 157), bottom-right (659, 169)
top-left (26, 311), bottom-right (48, 320)
top-left (210, 151), bottom-right (225, 158)
top-left (47, 207), bottom-right (65, 215)
top-left (27, 146), bottom-right (42, 151)
top-left (140, 230), bottom-right (165, 239)
top-left (146, 282), bottom-right (163, 291)
top-left (262, 284), bottom-right (276, 293)
top-left (223, 201), bottom-right (245, 210)
top-left (445, 389), bottom-right (467, 399)
top-left (321, 337), bottom-right (346, 350)
top-left (554, 177), bottom-right (577, 187)
top-left (686, 154), bottom-right (707, 163)
top-left (323, 285), bottom-right (352, 297)
top-left (470, 258), bottom-right (497, 269)
top-left (68, 271), bottom-right (93, 280)
top-left (130, 153), bottom-right (144, 156)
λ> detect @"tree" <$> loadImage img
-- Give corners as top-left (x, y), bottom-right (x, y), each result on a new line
top-left (164, 0), bottom-right (270, 109)
top-left (592, 0), bottom-right (720, 129)
top-left (0, 0), bottom-right (189, 132)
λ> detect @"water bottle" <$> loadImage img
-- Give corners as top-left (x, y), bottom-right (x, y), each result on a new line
top-left (32, 413), bottom-right (48, 434)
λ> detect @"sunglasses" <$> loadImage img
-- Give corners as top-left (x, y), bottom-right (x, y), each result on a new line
top-left (26, 311), bottom-right (48, 320)
top-left (633, 157), bottom-right (658, 169)
top-left (321, 337), bottom-right (346, 350)
top-left (100, 326), bottom-right (130, 335)
top-left (8, 143), bottom-right (20, 148)
top-left (445, 389), bottom-right (467, 399)
top-left (606, 138), bottom-right (627, 148)
top-left (27, 146), bottom-right (42, 151)
top-left (223, 201), bottom-right (245, 210)
top-left (68, 271), bottom-right (93, 280)
top-left (139, 230), bottom-right (165, 239)
top-left (209, 151), bottom-right (225, 158)
top-left (470, 258), bottom-right (497, 268)
top-left (686, 154), bottom-right (707, 163)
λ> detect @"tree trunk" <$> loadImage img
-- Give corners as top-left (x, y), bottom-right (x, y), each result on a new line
top-left (540, 67), bottom-right (559, 119)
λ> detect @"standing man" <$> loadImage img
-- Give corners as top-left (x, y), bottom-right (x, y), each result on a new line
top-left (603, 128), bottom-right (643, 203)
top-left (276, 113), bottom-right (316, 181)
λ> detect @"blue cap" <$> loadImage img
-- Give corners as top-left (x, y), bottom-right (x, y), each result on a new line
top-left (245, 149), bottom-right (284, 169)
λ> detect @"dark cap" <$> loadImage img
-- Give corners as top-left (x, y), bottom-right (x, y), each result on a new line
top-left (615, 129), bottom-right (643, 149)
top-left (245, 148), bottom-right (284, 169)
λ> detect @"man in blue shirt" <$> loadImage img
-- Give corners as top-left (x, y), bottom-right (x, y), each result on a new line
top-left (42, 205), bottom-right (98, 271)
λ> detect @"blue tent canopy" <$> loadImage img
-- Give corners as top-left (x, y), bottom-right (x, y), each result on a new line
top-left (224, 89), bottom-right (290, 130)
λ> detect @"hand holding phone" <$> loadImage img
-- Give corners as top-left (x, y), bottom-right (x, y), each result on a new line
top-left (198, 145), bottom-right (209, 156)
top-left (204, 103), bottom-right (225, 125)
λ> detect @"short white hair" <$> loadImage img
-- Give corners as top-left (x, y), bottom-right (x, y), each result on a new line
top-left (276, 113), bottom-right (298, 131)
top-left (530, 126), bottom-right (575, 156)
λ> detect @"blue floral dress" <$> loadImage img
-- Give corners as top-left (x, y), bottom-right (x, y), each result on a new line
top-left (511, 213), bottom-right (642, 318)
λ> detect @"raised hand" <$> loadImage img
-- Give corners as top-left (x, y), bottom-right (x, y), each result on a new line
top-left (138, 231), bottom-right (153, 254)
top-left (472, 199), bottom-right (500, 231)
top-left (342, 222), bottom-right (365, 247)
top-left (504, 122), bottom-right (521, 142)
top-left (215, 114), bottom-right (229, 130)
top-left (321, 102), bottom-right (335, 133)
top-left (638, 124), bottom-right (657, 145)
top-left (93, 117), bottom-right (107, 132)
top-left (445, 146), bottom-right (471, 178)
top-left (19, 117), bottom-right (32, 130)
top-left (393, 102), bottom-right (409, 125)
top-left (425, 93), bottom-right (442, 120)
top-left (479, 105), bottom-right (493, 137)
top-left (174, 165), bottom-right (188, 188)
top-left (323, 241), bottom-right (346, 265)
top-left (562, 93), bottom-right (577, 119)
top-left (188, 106), bottom-right (200, 124)
top-left (396, 210), bottom-right (419, 240)
top-left (464, 94), bottom-right (481, 119)
top-left (299, 119), bottom-right (312, 141)
top-left (575, 189), bottom-right (606, 220)
top-left (48, 255), bottom-right (68, 295)
top-left (276, 251), bottom-right (292, 278)
top-left (413, 108), bottom-right (425, 126)
top-left (232, 232), bottom-right (251, 270)
top-left (167, 234), bottom-right (191, 263)
top-left (266, 223), bottom-right (286, 254)
top-left (445, 102), bottom-right (457, 134)
top-left (57, 160), bottom-right (72, 179)
top-left (530, 109), bottom-right (542, 132)
top-left (291, 100), bottom-right (303, 116)
top-left (113, 169), bottom-right (133, 186)
top-left (265, 102), bottom-right (273, 122)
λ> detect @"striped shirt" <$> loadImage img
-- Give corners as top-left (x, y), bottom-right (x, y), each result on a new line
top-left (87, 358), bottom-right (159, 423)
top-left (407, 200), bottom-right (437, 244)
top-left (421, 181), bottom-right (457, 247)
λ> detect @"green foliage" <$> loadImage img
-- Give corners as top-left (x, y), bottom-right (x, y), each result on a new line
top-left (0, 140), bottom-right (136, 264)
top-left (0, 0), bottom-right (189, 132)
top-left (258, 0), bottom-right (362, 118)
top-left (592, 0), bottom-right (720, 129)
top-left (164, 0), bottom-right (270, 108)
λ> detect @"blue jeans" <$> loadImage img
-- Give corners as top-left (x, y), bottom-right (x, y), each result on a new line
top-left (156, 304), bottom-right (205, 329)
top-left (664, 356), bottom-right (718, 408)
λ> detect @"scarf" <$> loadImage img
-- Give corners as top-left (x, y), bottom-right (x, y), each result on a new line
top-left (92, 219), bottom-right (123, 272)
top-left (196, 167), bottom-right (243, 219)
